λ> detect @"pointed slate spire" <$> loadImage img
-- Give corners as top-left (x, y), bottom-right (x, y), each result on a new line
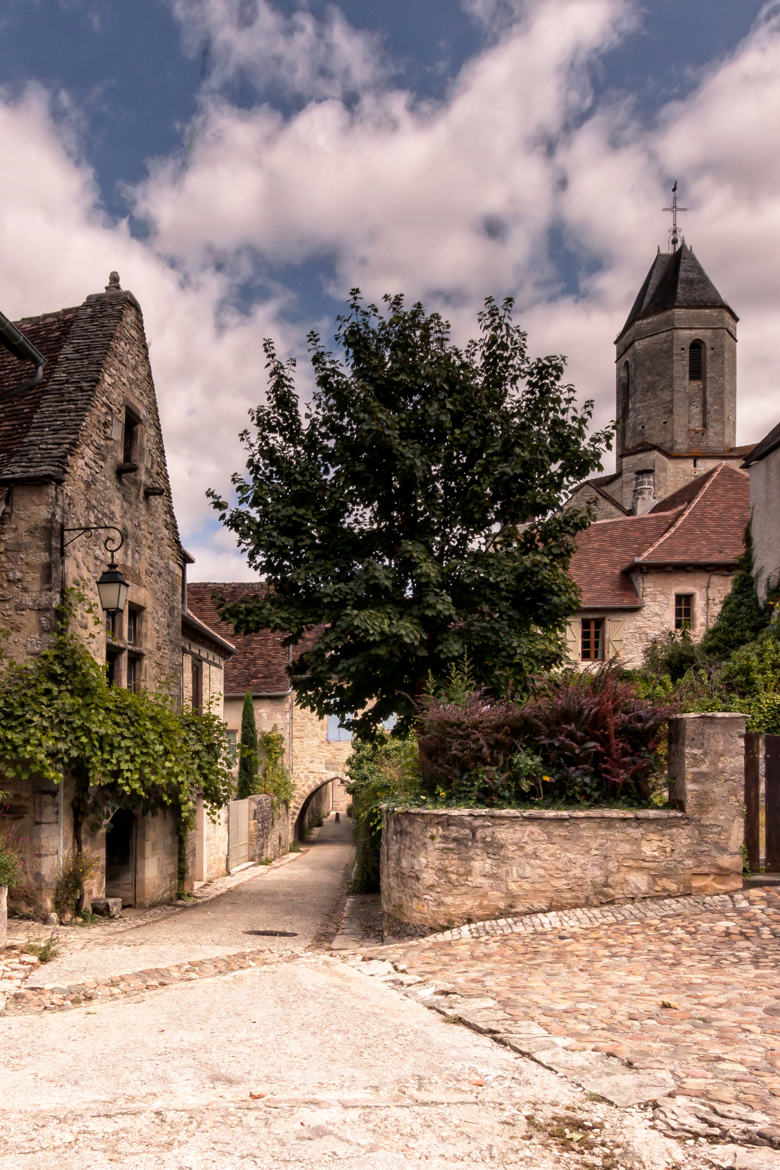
top-left (617, 243), bottom-right (737, 341)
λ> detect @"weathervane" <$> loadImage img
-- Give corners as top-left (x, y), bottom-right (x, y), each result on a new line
top-left (663, 181), bottom-right (687, 250)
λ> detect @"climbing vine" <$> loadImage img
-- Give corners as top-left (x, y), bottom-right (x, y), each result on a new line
top-left (258, 729), bottom-right (294, 813)
top-left (0, 595), bottom-right (233, 903)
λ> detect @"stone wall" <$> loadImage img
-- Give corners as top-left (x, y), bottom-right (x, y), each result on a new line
top-left (749, 445), bottom-right (780, 603)
top-left (223, 693), bottom-right (351, 821)
top-left (191, 800), bottom-right (228, 885)
top-left (381, 713), bottom-right (746, 938)
top-left (248, 794), bottom-right (290, 863)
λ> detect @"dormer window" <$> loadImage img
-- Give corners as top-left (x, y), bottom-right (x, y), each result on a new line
top-left (688, 340), bottom-right (704, 382)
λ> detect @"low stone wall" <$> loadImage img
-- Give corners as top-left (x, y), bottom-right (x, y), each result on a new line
top-left (249, 794), bottom-right (290, 863)
top-left (381, 713), bottom-right (746, 939)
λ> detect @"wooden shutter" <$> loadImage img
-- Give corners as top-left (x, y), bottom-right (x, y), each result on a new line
top-left (607, 617), bottom-right (624, 660)
top-left (564, 620), bottom-right (579, 664)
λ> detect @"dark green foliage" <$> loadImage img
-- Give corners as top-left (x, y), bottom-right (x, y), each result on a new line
top-left (210, 292), bottom-right (611, 737)
top-left (638, 530), bottom-right (780, 733)
top-left (345, 734), bottom-right (420, 892)
top-left (699, 527), bottom-right (767, 660)
top-left (0, 596), bottom-right (233, 903)
top-left (236, 692), bottom-right (259, 798)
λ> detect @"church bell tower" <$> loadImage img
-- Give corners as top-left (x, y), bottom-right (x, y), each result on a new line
top-left (615, 239), bottom-right (738, 467)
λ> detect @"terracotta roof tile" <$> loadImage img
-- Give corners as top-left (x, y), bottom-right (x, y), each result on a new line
top-left (187, 582), bottom-right (294, 696)
top-left (571, 463), bottom-right (749, 608)
top-left (571, 513), bottom-right (673, 607)
top-left (638, 463), bottom-right (749, 565)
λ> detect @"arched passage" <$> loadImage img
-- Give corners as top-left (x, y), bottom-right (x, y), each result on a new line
top-left (292, 776), bottom-right (343, 840)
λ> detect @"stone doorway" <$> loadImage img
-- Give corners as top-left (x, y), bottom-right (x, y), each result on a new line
top-left (105, 808), bottom-right (137, 906)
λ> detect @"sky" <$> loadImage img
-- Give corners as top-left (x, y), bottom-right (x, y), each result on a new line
top-left (1, 0), bottom-right (779, 579)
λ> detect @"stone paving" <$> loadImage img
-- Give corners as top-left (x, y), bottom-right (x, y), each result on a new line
top-left (354, 886), bottom-right (780, 1155)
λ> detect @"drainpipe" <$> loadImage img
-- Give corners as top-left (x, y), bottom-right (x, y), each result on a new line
top-left (0, 309), bottom-right (46, 394)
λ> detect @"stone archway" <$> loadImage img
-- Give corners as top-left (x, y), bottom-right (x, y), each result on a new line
top-left (292, 776), bottom-right (342, 840)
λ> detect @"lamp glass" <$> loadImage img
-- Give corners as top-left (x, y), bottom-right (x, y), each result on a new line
top-left (97, 562), bottom-right (129, 616)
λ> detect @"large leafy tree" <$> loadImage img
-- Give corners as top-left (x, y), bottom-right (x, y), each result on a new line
top-left (210, 292), bottom-right (610, 736)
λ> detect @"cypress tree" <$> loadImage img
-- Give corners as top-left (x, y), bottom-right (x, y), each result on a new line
top-left (236, 692), bottom-right (259, 798)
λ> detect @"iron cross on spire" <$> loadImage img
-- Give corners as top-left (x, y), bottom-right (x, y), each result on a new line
top-left (663, 181), bottom-right (687, 250)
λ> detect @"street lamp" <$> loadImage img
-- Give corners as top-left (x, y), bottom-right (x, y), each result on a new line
top-left (61, 525), bottom-right (130, 616)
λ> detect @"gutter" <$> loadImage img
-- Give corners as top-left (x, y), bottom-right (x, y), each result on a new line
top-left (0, 309), bottom-right (46, 395)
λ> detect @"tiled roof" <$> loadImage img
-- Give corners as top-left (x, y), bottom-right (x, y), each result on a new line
top-left (638, 464), bottom-right (749, 565)
top-left (571, 513), bottom-right (672, 607)
top-left (571, 463), bottom-right (749, 608)
top-left (743, 419), bottom-right (780, 467)
top-left (181, 609), bottom-right (235, 659)
top-left (617, 243), bottom-right (736, 341)
top-left (187, 582), bottom-right (294, 696)
top-left (0, 287), bottom-right (140, 484)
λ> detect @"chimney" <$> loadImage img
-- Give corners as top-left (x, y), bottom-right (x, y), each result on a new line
top-left (632, 470), bottom-right (656, 515)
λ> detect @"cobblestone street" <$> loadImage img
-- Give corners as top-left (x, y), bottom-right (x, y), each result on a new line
top-left (368, 887), bottom-right (780, 1153)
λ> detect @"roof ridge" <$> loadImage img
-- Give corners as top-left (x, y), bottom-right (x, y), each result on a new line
top-left (590, 507), bottom-right (682, 527)
top-left (638, 463), bottom-right (725, 561)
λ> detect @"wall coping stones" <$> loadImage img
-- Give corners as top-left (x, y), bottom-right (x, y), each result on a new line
top-left (387, 806), bottom-right (686, 821)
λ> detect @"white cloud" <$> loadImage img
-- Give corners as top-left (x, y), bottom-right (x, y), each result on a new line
top-left (165, 0), bottom-right (387, 102)
top-left (2, 0), bottom-right (780, 584)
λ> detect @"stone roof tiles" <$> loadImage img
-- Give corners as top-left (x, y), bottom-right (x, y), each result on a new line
top-left (0, 289), bottom-right (137, 484)
top-left (617, 243), bottom-right (736, 341)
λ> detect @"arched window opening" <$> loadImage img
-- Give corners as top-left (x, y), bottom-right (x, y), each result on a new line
top-left (688, 340), bottom-right (704, 382)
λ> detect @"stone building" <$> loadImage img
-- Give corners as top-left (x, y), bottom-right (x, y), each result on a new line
top-left (742, 420), bottom-right (780, 604)
top-left (187, 583), bottom-right (352, 835)
top-left (0, 276), bottom-right (231, 913)
top-left (570, 242), bottom-right (752, 521)
top-left (568, 464), bottom-right (749, 668)
top-left (566, 242), bottom-right (754, 666)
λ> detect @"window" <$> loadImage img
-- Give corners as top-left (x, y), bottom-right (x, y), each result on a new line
top-left (191, 657), bottom-right (203, 713)
top-left (106, 611), bottom-right (121, 642)
top-left (122, 407), bottom-right (141, 465)
top-left (675, 594), bottom-right (694, 632)
top-left (688, 340), bottom-right (704, 382)
top-left (106, 648), bottom-right (122, 686)
top-left (581, 618), bottom-right (604, 662)
top-left (127, 605), bottom-right (142, 646)
top-left (127, 654), bottom-right (142, 693)
top-left (327, 715), bottom-right (353, 742)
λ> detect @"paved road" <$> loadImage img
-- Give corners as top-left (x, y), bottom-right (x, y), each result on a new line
top-left (373, 887), bottom-right (780, 1156)
top-left (28, 814), bottom-right (355, 988)
top-left (0, 813), bottom-right (702, 1170)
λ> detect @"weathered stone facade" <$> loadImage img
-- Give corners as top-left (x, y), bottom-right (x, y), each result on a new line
top-left (248, 793), bottom-right (290, 864)
top-left (616, 305), bottom-right (737, 459)
top-left (381, 713), bottom-right (746, 938)
top-left (1, 282), bottom-right (232, 914)
top-left (566, 566), bottom-right (736, 669)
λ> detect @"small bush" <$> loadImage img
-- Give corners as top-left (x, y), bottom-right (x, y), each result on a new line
top-left (518, 665), bottom-right (674, 804)
top-left (0, 802), bottom-right (22, 888)
top-left (415, 664), bottom-right (674, 808)
top-left (416, 691), bottom-right (543, 806)
top-left (54, 848), bottom-right (97, 919)
top-left (346, 734), bottom-right (420, 892)
top-left (258, 729), bottom-right (294, 811)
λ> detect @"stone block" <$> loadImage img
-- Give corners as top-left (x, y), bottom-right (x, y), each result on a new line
top-left (89, 897), bottom-right (123, 918)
